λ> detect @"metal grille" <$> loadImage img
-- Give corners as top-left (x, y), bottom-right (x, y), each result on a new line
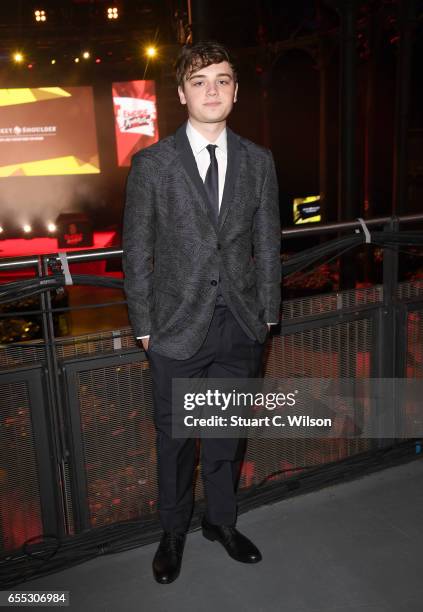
top-left (76, 359), bottom-right (158, 528)
top-left (243, 314), bottom-right (374, 488)
top-left (0, 341), bottom-right (46, 370)
top-left (3, 281), bottom-right (420, 541)
top-left (398, 280), bottom-right (423, 301)
top-left (56, 328), bottom-right (136, 361)
top-left (62, 460), bottom-right (75, 536)
top-left (267, 318), bottom-right (372, 378)
top-left (282, 285), bottom-right (382, 321)
top-left (406, 309), bottom-right (423, 378)
top-left (66, 306), bottom-right (376, 523)
top-left (0, 380), bottom-right (43, 552)
top-left (242, 437), bottom-right (371, 489)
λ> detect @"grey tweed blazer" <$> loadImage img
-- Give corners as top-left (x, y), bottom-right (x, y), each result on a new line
top-left (122, 122), bottom-right (281, 360)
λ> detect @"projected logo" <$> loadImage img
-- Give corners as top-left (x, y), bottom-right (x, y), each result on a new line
top-left (115, 100), bottom-right (155, 135)
top-left (0, 125), bottom-right (57, 139)
top-left (0, 87), bottom-right (100, 177)
top-left (112, 80), bottom-right (159, 166)
top-left (293, 195), bottom-right (321, 225)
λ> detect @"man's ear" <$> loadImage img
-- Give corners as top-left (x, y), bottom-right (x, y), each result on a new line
top-left (233, 82), bottom-right (238, 103)
top-left (178, 85), bottom-right (187, 105)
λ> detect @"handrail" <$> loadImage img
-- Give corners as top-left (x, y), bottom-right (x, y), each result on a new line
top-left (0, 213), bottom-right (422, 271)
top-left (281, 213), bottom-right (423, 238)
top-left (0, 256), bottom-right (39, 270)
top-left (49, 248), bottom-right (124, 262)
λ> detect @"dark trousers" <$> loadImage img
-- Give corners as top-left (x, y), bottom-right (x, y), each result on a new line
top-left (147, 304), bottom-right (266, 534)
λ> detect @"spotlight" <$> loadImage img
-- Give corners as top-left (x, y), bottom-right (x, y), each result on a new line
top-left (51, 59), bottom-right (56, 65)
top-left (107, 7), bottom-right (119, 20)
top-left (34, 9), bottom-right (47, 22)
top-left (47, 222), bottom-right (56, 233)
top-left (74, 57), bottom-right (80, 63)
top-left (82, 51), bottom-right (90, 59)
top-left (145, 46), bottom-right (157, 58)
top-left (95, 58), bottom-right (101, 64)
top-left (23, 224), bottom-right (32, 234)
top-left (13, 52), bottom-right (24, 63)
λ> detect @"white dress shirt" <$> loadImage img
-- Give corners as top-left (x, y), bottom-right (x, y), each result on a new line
top-left (185, 120), bottom-right (227, 208)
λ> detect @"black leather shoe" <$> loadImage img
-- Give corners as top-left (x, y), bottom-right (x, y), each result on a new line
top-left (152, 531), bottom-right (186, 584)
top-left (201, 517), bottom-right (262, 563)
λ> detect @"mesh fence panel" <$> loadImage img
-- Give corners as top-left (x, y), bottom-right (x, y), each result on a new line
top-left (241, 317), bottom-right (374, 490)
top-left (75, 359), bottom-right (157, 528)
top-left (1, 281), bottom-right (422, 539)
top-left (0, 380), bottom-right (43, 552)
top-left (0, 342), bottom-right (46, 370)
top-left (406, 309), bottom-right (423, 379)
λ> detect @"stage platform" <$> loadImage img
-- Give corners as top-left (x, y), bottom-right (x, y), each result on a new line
top-left (0, 232), bottom-right (117, 259)
top-left (24, 457), bottom-right (423, 612)
top-left (0, 232), bottom-right (119, 281)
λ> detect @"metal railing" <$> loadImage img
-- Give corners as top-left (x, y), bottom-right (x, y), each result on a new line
top-left (0, 213), bottom-right (422, 561)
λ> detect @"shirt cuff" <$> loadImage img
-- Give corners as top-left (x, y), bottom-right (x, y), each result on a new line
top-left (136, 335), bottom-right (150, 339)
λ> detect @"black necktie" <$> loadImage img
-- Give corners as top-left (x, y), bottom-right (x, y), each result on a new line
top-left (204, 144), bottom-right (219, 224)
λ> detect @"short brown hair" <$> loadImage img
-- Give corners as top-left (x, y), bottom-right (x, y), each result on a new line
top-left (175, 41), bottom-right (237, 88)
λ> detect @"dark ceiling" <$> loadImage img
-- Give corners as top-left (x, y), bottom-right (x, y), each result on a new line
top-left (0, 1), bottom-right (421, 66)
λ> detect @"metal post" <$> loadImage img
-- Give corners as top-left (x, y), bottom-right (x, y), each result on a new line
top-left (190, 0), bottom-right (209, 43)
top-left (37, 256), bottom-right (69, 536)
top-left (318, 39), bottom-right (329, 221)
top-left (260, 69), bottom-right (271, 149)
top-left (392, 0), bottom-right (417, 215)
top-left (337, 0), bottom-right (358, 222)
top-left (39, 255), bottom-right (74, 534)
top-left (363, 6), bottom-right (380, 220)
top-left (337, 0), bottom-right (359, 290)
top-left (380, 217), bottom-right (400, 378)
top-left (373, 217), bottom-right (400, 448)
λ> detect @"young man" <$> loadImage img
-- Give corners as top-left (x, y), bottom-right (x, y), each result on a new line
top-left (123, 41), bottom-right (281, 584)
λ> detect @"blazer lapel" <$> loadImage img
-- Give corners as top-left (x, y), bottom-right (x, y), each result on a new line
top-left (174, 123), bottom-right (241, 232)
top-left (175, 123), bottom-right (218, 231)
top-left (218, 127), bottom-right (241, 230)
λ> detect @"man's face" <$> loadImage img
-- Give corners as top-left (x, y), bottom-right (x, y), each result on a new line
top-left (178, 61), bottom-right (238, 125)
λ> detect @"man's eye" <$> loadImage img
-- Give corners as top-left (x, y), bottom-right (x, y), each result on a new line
top-left (193, 81), bottom-right (203, 86)
top-left (218, 80), bottom-right (229, 85)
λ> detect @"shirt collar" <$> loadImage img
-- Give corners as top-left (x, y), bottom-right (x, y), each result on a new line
top-left (186, 120), bottom-right (227, 155)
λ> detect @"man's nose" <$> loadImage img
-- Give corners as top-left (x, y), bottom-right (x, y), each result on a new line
top-left (206, 83), bottom-right (217, 95)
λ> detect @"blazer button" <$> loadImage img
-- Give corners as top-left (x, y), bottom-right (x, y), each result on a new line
top-left (210, 280), bottom-right (217, 286)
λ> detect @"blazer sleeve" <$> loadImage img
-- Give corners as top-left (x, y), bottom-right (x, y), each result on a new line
top-left (122, 153), bottom-right (156, 338)
top-left (253, 149), bottom-right (281, 324)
